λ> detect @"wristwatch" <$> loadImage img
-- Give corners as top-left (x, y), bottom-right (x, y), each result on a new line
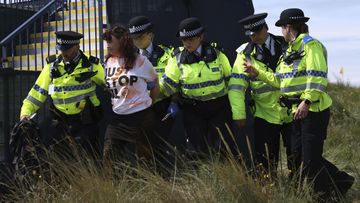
top-left (304, 99), bottom-right (312, 105)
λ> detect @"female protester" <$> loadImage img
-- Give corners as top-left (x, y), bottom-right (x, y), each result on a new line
top-left (244, 8), bottom-right (354, 200)
top-left (102, 25), bottom-right (160, 166)
top-left (162, 17), bottom-right (236, 159)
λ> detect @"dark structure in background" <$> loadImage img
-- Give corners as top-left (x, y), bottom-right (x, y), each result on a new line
top-left (0, 8), bottom-right (35, 41)
top-left (0, 0), bottom-right (254, 161)
top-left (106, 0), bottom-right (254, 61)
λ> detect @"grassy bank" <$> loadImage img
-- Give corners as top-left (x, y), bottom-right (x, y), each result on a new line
top-left (4, 82), bottom-right (360, 202)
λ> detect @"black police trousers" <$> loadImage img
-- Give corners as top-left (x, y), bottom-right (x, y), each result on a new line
top-left (152, 97), bottom-right (175, 148)
top-left (253, 117), bottom-right (293, 177)
top-left (152, 97), bottom-right (178, 171)
top-left (40, 110), bottom-right (101, 159)
top-left (291, 108), bottom-right (345, 196)
top-left (182, 96), bottom-right (237, 159)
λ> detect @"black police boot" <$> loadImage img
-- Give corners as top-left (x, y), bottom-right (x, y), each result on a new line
top-left (335, 171), bottom-right (355, 196)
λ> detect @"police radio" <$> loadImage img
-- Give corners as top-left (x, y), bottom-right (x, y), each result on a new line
top-left (283, 50), bottom-right (304, 65)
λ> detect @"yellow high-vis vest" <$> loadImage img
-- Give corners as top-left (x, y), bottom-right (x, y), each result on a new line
top-left (20, 53), bottom-right (105, 117)
top-left (161, 43), bottom-right (231, 101)
top-left (229, 42), bottom-right (291, 124)
top-left (257, 33), bottom-right (332, 113)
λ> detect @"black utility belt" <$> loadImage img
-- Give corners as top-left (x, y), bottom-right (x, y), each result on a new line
top-left (55, 109), bottom-right (82, 121)
top-left (279, 95), bottom-right (302, 107)
top-left (179, 95), bottom-right (227, 106)
top-left (279, 95), bottom-right (319, 109)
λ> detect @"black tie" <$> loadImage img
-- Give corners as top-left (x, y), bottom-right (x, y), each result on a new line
top-left (142, 49), bottom-right (151, 58)
top-left (262, 44), bottom-right (272, 57)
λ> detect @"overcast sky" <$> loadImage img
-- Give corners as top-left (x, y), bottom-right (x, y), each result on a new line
top-left (252, 0), bottom-right (360, 86)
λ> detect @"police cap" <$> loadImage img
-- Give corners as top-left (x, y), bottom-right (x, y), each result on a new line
top-left (176, 17), bottom-right (205, 38)
top-left (238, 13), bottom-right (267, 36)
top-left (55, 31), bottom-right (83, 51)
top-left (128, 16), bottom-right (154, 38)
top-left (275, 8), bottom-right (309, 26)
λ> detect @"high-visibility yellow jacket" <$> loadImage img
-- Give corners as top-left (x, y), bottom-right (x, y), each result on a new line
top-left (148, 44), bottom-right (173, 103)
top-left (257, 33), bottom-right (332, 113)
top-left (20, 52), bottom-right (105, 117)
top-left (161, 42), bottom-right (231, 101)
top-left (229, 38), bottom-right (291, 124)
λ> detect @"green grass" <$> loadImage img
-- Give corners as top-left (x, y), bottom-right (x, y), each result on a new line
top-left (3, 82), bottom-right (360, 202)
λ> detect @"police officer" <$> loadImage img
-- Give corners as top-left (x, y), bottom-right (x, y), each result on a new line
top-left (128, 16), bottom-right (176, 160)
top-left (229, 13), bottom-right (293, 178)
top-left (162, 17), bottom-right (235, 159)
top-left (244, 8), bottom-right (354, 200)
top-left (20, 31), bottom-right (105, 158)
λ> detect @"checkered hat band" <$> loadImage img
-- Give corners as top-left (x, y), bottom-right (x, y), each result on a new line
top-left (56, 39), bottom-right (80, 45)
top-left (289, 16), bottom-right (305, 19)
top-left (129, 22), bottom-right (151, 33)
top-left (244, 19), bottom-right (265, 29)
top-left (179, 27), bottom-right (203, 37)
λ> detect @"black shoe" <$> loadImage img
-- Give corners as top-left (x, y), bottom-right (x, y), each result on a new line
top-left (335, 171), bottom-right (355, 196)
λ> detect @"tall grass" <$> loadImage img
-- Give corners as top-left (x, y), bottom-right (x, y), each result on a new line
top-left (5, 152), bottom-right (314, 202)
top-left (3, 82), bottom-right (360, 202)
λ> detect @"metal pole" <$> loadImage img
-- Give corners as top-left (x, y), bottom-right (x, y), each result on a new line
top-left (98, 0), bottom-right (103, 61)
top-left (2, 70), bottom-right (11, 163)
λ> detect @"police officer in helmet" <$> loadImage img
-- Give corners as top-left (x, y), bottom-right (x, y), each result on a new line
top-left (128, 16), bottom-right (176, 170)
top-left (20, 31), bottom-right (105, 159)
top-left (162, 17), bottom-right (236, 160)
top-left (244, 8), bottom-right (354, 200)
top-left (229, 13), bottom-right (293, 178)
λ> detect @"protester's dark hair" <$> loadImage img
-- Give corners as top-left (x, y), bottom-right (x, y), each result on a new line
top-left (103, 25), bottom-right (137, 71)
top-left (290, 22), bottom-right (309, 34)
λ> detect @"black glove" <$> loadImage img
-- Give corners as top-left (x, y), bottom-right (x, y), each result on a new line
top-left (91, 105), bottom-right (103, 123)
top-left (75, 71), bottom-right (98, 83)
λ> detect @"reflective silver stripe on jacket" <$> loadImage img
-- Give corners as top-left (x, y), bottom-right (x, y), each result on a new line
top-left (52, 91), bottom-right (96, 105)
top-left (26, 95), bottom-right (43, 107)
top-left (281, 83), bottom-right (327, 93)
top-left (252, 85), bottom-right (279, 94)
top-left (228, 84), bottom-right (246, 91)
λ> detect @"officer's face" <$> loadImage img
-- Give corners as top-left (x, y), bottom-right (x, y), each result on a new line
top-left (106, 35), bottom-right (121, 56)
top-left (132, 32), bottom-right (153, 49)
top-left (281, 25), bottom-right (291, 42)
top-left (181, 34), bottom-right (204, 53)
top-left (61, 45), bottom-right (80, 62)
top-left (249, 26), bottom-right (268, 44)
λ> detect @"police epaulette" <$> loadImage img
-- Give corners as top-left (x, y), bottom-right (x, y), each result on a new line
top-left (89, 56), bottom-right (100, 64)
top-left (159, 44), bottom-right (172, 50)
top-left (46, 55), bottom-right (57, 64)
top-left (303, 35), bottom-right (314, 44)
top-left (236, 43), bottom-right (248, 53)
top-left (211, 42), bottom-right (224, 52)
top-left (243, 43), bottom-right (254, 56)
top-left (171, 47), bottom-right (182, 57)
top-left (273, 35), bottom-right (286, 45)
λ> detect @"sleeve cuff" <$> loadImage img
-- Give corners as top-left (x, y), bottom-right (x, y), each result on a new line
top-left (233, 113), bottom-right (246, 120)
top-left (257, 69), bottom-right (266, 81)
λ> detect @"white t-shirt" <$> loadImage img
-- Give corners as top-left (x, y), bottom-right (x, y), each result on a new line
top-left (105, 54), bottom-right (157, 115)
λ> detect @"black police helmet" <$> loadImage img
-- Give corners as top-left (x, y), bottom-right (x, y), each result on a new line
top-left (275, 8), bottom-right (310, 27)
top-left (176, 17), bottom-right (205, 38)
top-left (128, 16), bottom-right (154, 38)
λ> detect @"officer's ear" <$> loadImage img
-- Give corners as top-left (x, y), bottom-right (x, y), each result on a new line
top-left (199, 33), bottom-right (205, 41)
top-left (147, 32), bottom-right (155, 41)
